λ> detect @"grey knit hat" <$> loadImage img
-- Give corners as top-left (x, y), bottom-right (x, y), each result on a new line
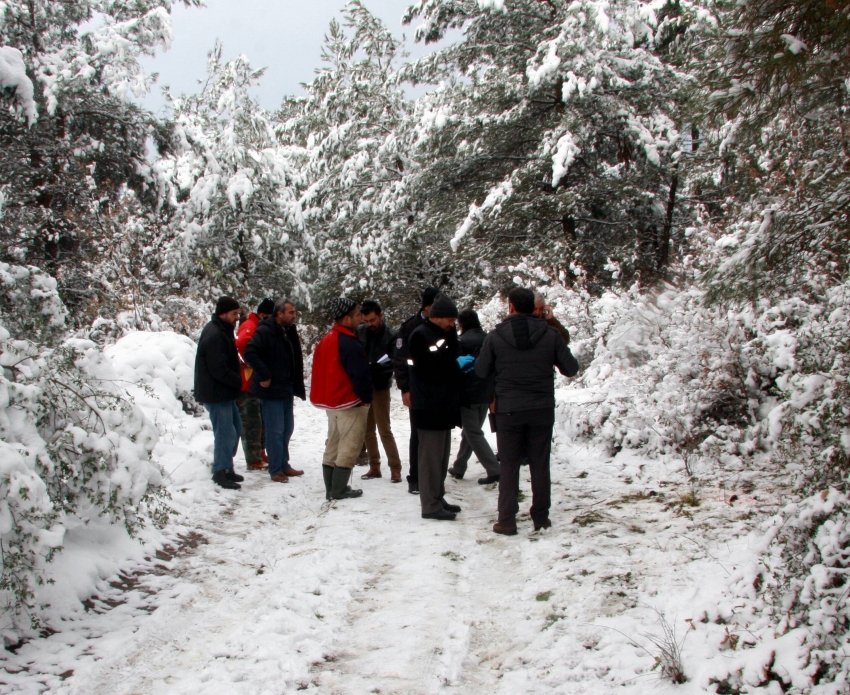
top-left (330, 296), bottom-right (357, 321)
top-left (429, 293), bottom-right (459, 319)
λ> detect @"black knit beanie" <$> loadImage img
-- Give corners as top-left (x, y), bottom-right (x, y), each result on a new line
top-left (215, 296), bottom-right (240, 315)
top-left (421, 286), bottom-right (439, 308)
top-left (429, 293), bottom-right (459, 319)
top-left (257, 298), bottom-right (275, 315)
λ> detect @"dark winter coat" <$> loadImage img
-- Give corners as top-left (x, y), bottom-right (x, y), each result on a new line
top-left (243, 317), bottom-right (303, 401)
top-left (194, 315), bottom-right (242, 404)
top-left (286, 324), bottom-right (307, 400)
top-left (409, 320), bottom-right (462, 430)
top-left (459, 326), bottom-right (496, 406)
top-left (357, 322), bottom-right (397, 391)
top-left (475, 314), bottom-right (579, 413)
top-left (392, 311), bottom-right (427, 394)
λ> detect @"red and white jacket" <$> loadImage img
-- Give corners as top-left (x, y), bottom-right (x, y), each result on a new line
top-left (310, 325), bottom-right (373, 410)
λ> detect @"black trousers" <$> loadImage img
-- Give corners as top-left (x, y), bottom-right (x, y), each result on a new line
top-left (407, 410), bottom-right (419, 482)
top-left (495, 408), bottom-right (555, 526)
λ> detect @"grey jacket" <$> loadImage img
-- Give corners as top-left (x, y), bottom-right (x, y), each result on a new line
top-left (475, 314), bottom-right (578, 413)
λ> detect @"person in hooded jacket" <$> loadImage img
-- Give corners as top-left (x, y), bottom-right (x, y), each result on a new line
top-left (408, 293), bottom-right (464, 521)
top-left (475, 287), bottom-right (579, 535)
top-left (194, 296), bottom-right (245, 490)
top-left (243, 299), bottom-right (307, 483)
top-left (393, 286), bottom-right (439, 494)
top-left (448, 308), bottom-right (500, 485)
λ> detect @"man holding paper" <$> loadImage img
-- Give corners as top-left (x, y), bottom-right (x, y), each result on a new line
top-left (356, 300), bottom-right (402, 482)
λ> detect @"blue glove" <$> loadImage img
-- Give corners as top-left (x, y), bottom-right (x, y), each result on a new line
top-left (457, 355), bottom-right (475, 373)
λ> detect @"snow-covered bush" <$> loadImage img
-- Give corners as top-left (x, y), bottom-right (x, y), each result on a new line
top-left (0, 264), bottom-right (168, 627)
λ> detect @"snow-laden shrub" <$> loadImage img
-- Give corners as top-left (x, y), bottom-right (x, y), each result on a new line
top-left (701, 490), bottom-right (850, 694)
top-left (0, 263), bottom-right (168, 627)
top-left (542, 278), bottom-right (849, 691)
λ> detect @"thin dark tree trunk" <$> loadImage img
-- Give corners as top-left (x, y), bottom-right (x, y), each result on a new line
top-left (658, 164), bottom-right (679, 272)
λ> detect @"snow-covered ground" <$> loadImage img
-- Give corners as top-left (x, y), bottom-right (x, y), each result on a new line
top-left (0, 331), bottom-right (779, 694)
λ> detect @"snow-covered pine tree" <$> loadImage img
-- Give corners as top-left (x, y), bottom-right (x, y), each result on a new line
top-left (155, 44), bottom-right (313, 309)
top-left (0, 1), bottom-right (199, 321)
top-left (693, 0), bottom-right (850, 303)
top-left (279, 1), bottom-right (419, 313)
top-left (402, 0), bottom-right (689, 297)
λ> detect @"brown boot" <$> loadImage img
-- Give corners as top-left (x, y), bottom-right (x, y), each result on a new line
top-left (270, 474), bottom-right (289, 483)
top-left (361, 467), bottom-right (382, 480)
top-left (493, 522), bottom-right (518, 536)
top-left (247, 461), bottom-right (267, 471)
top-left (261, 450), bottom-right (269, 463)
top-left (390, 469), bottom-right (402, 483)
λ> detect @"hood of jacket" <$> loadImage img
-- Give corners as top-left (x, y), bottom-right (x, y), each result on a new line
top-left (494, 314), bottom-right (549, 350)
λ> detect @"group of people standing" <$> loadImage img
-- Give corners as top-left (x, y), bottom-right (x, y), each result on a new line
top-left (193, 286), bottom-right (578, 534)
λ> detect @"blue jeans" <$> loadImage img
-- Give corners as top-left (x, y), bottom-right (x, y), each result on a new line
top-left (262, 399), bottom-right (295, 477)
top-left (205, 400), bottom-right (242, 474)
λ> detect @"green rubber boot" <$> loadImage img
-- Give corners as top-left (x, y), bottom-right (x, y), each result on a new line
top-left (322, 465), bottom-right (334, 500)
top-left (331, 467), bottom-right (363, 500)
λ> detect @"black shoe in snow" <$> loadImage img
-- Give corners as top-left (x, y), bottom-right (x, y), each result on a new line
top-left (225, 469), bottom-right (244, 483)
top-left (441, 500), bottom-right (462, 513)
top-left (533, 518), bottom-right (552, 531)
top-left (447, 467), bottom-right (464, 480)
top-left (422, 509), bottom-right (456, 521)
top-left (478, 474), bottom-right (500, 485)
top-left (407, 478), bottom-right (420, 495)
top-left (213, 471), bottom-right (241, 490)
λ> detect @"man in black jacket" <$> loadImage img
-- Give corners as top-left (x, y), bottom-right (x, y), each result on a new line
top-left (244, 299), bottom-right (306, 483)
top-left (194, 296), bottom-right (245, 490)
top-left (409, 293), bottom-right (464, 521)
top-left (393, 286), bottom-right (439, 494)
top-left (356, 300), bottom-right (402, 482)
top-left (448, 309), bottom-right (500, 485)
top-left (475, 287), bottom-right (579, 535)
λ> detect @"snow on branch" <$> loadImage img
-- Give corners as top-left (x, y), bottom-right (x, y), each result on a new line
top-left (0, 47), bottom-right (36, 126)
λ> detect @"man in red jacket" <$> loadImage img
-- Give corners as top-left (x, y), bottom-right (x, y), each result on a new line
top-left (310, 298), bottom-right (373, 501)
top-left (235, 298), bottom-right (274, 470)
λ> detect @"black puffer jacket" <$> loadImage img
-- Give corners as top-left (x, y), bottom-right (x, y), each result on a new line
top-left (392, 311), bottom-right (426, 394)
top-left (475, 314), bottom-right (579, 413)
top-left (244, 317), bottom-right (302, 400)
top-left (409, 320), bottom-right (462, 430)
top-left (357, 322), bottom-right (397, 391)
top-left (459, 326), bottom-right (495, 406)
top-left (194, 316), bottom-right (242, 404)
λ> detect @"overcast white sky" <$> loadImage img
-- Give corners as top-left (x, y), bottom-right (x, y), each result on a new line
top-left (139, 0), bottom-right (452, 113)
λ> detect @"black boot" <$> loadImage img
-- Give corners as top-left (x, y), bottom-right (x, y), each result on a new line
top-left (322, 465), bottom-right (334, 500)
top-left (478, 474), bottom-right (500, 485)
top-left (407, 477), bottom-right (419, 495)
top-left (331, 468), bottom-right (363, 499)
top-left (212, 470), bottom-right (241, 490)
top-left (441, 499), bottom-right (462, 513)
top-left (422, 509), bottom-right (456, 521)
top-left (225, 469), bottom-right (244, 483)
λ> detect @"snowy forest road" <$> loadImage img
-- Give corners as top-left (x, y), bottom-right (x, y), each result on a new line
top-left (5, 393), bottom-right (756, 695)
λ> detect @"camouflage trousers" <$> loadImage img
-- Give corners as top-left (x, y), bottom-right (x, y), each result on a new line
top-left (236, 392), bottom-right (265, 465)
